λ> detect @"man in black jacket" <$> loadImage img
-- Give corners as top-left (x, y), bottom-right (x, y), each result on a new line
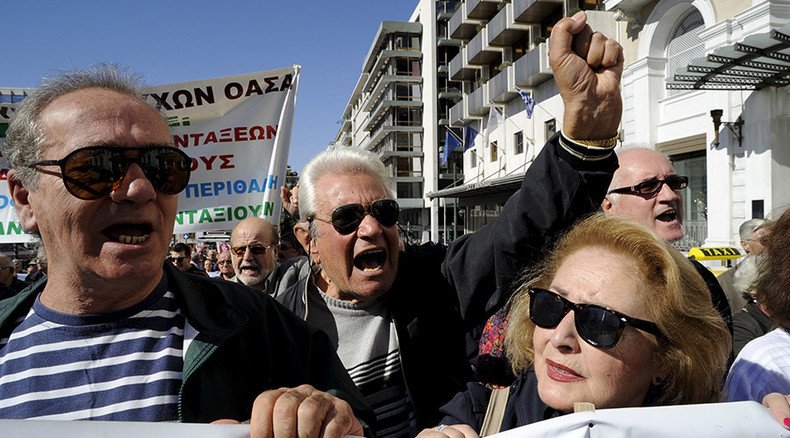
top-left (282, 11), bottom-right (624, 435)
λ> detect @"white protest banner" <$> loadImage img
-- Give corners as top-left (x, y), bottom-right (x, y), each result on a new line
top-left (143, 66), bottom-right (300, 233)
top-left (0, 66), bottom-right (299, 243)
top-left (489, 400), bottom-right (789, 437)
top-left (0, 101), bottom-right (33, 244)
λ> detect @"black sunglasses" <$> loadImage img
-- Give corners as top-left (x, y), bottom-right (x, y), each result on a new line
top-left (607, 175), bottom-right (688, 197)
top-left (231, 243), bottom-right (274, 257)
top-left (26, 145), bottom-right (192, 200)
top-left (528, 287), bottom-right (663, 349)
top-left (168, 256), bottom-right (187, 263)
top-left (310, 199), bottom-right (399, 235)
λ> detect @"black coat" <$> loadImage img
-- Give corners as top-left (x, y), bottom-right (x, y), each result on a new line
top-left (276, 134), bottom-right (618, 427)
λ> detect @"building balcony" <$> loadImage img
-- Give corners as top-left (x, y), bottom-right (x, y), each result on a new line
top-left (449, 99), bottom-right (472, 126)
top-left (438, 89), bottom-right (463, 101)
top-left (467, 28), bottom-right (504, 65)
top-left (488, 2), bottom-right (531, 46)
top-left (468, 84), bottom-right (489, 116)
top-left (438, 64), bottom-right (450, 74)
top-left (363, 49), bottom-right (422, 92)
top-left (438, 37), bottom-right (464, 48)
top-left (366, 100), bottom-right (423, 130)
top-left (449, 47), bottom-right (482, 81)
top-left (514, 42), bottom-right (552, 87)
top-left (513, 0), bottom-right (564, 24)
top-left (363, 75), bottom-right (422, 112)
top-left (467, 0), bottom-right (503, 20)
top-left (449, 2), bottom-right (483, 40)
top-left (368, 125), bottom-right (423, 150)
top-left (489, 64), bottom-right (519, 103)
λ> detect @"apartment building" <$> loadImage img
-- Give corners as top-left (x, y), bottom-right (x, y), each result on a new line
top-left (432, 0), bottom-right (790, 250)
top-left (332, 0), bottom-right (465, 244)
top-left (432, 0), bottom-right (611, 232)
top-left (335, 0), bottom-right (790, 249)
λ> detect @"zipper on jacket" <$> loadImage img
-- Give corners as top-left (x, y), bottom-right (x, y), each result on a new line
top-left (177, 341), bottom-right (219, 422)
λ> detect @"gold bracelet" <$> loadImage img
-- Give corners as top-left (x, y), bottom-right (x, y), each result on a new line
top-left (565, 134), bottom-right (619, 148)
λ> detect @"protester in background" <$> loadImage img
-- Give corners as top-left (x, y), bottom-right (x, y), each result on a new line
top-left (730, 219), bottom-right (773, 356)
top-left (280, 11), bottom-right (622, 435)
top-left (25, 259), bottom-right (45, 283)
top-left (421, 215), bottom-right (729, 437)
top-left (0, 65), bottom-right (370, 432)
top-left (203, 259), bottom-right (219, 277)
top-left (216, 249), bottom-right (235, 281)
top-left (0, 255), bottom-right (28, 300)
top-left (601, 147), bottom-right (732, 334)
top-left (726, 209), bottom-right (790, 403)
top-left (229, 217), bottom-right (306, 296)
top-left (168, 243), bottom-right (208, 277)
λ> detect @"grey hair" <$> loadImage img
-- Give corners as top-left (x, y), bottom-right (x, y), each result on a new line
top-left (2, 64), bottom-right (146, 190)
top-left (606, 146), bottom-right (673, 205)
top-left (298, 147), bottom-right (395, 227)
top-left (738, 218), bottom-right (768, 242)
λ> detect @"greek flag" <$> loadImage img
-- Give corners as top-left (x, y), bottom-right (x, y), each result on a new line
top-left (516, 87), bottom-right (536, 119)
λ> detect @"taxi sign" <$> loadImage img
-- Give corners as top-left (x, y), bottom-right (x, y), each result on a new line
top-left (688, 246), bottom-right (742, 261)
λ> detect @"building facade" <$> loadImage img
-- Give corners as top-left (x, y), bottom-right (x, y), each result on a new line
top-left (334, 0), bottom-right (790, 250)
top-left (332, 0), bottom-right (465, 244)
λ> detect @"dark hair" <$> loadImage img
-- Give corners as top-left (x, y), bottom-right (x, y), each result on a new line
top-left (755, 209), bottom-right (790, 330)
top-left (171, 243), bottom-right (192, 256)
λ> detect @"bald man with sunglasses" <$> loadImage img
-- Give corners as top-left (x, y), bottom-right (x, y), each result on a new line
top-left (0, 66), bottom-right (371, 436)
top-left (601, 147), bottom-right (733, 335)
top-left (276, 12), bottom-right (624, 436)
top-left (228, 217), bottom-right (307, 296)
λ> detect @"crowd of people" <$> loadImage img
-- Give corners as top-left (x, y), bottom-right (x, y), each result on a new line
top-left (0, 10), bottom-right (789, 438)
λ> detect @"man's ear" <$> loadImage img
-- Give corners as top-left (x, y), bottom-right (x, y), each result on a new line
top-left (294, 222), bottom-right (319, 264)
top-left (8, 170), bottom-right (38, 233)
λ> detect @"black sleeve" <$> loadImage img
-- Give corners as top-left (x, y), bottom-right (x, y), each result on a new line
top-left (442, 133), bottom-right (618, 325)
top-left (692, 260), bottom-right (733, 335)
top-left (438, 382), bottom-right (492, 429)
top-left (732, 301), bottom-right (772, 358)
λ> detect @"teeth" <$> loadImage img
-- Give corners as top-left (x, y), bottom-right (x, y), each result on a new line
top-left (118, 234), bottom-right (148, 244)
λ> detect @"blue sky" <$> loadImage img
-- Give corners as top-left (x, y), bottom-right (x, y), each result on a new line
top-left (2, 1), bottom-right (416, 173)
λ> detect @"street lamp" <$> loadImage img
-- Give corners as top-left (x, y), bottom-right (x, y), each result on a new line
top-left (710, 109), bottom-right (743, 147)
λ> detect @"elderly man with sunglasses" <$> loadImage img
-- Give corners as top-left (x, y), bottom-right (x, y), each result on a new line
top-left (0, 67), bottom-right (371, 436)
top-left (228, 216), bottom-right (307, 296)
top-left (276, 12), bottom-right (623, 437)
top-left (600, 147), bottom-right (733, 335)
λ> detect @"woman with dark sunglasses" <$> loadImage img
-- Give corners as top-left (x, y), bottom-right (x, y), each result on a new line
top-left (419, 214), bottom-right (730, 437)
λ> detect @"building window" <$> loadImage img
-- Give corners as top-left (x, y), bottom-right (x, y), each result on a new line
top-left (545, 119), bottom-right (556, 139)
top-left (490, 141), bottom-right (498, 162)
top-left (665, 10), bottom-right (705, 97)
top-left (470, 150), bottom-right (477, 168)
top-left (514, 131), bottom-right (524, 154)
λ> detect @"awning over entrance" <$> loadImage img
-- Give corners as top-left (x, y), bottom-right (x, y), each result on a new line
top-left (667, 22), bottom-right (790, 90)
top-left (427, 174), bottom-right (522, 200)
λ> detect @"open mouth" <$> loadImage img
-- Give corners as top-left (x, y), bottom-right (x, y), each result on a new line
top-left (240, 264), bottom-right (260, 274)
top-left (656, 210), bottom-right (678, 223)
top-left (103, 223), bottom-right (152, 245)
top-left (353, 249), bottom-right (386, 271)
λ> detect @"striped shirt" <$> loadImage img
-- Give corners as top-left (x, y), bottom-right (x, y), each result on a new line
top-left (0, 278), bottom-right (186, 421)
top-left (309, 290), bottom-right (417, 438)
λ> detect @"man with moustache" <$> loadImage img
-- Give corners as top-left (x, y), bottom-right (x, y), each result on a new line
top-left (0, 66), bottom-right (370, 435)
top-left (229, 217), bottom-right (306, 296)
